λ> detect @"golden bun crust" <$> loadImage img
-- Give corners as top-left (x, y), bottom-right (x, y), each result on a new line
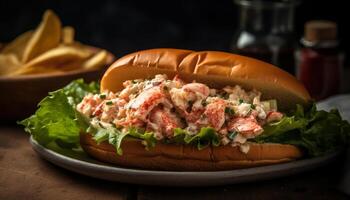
top-left (101, 48), bottom-right (311, 111)
top-left (80, 133), bottom-right (303, 171)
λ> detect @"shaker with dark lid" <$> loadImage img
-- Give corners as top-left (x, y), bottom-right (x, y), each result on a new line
top-left (296, 20), bottom-right (343, 100)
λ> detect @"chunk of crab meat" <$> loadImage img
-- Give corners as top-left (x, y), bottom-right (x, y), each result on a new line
top-left (182, 83), bottom-right (210, 98)
top-left (100, 100), bottom-right (125, 122)
top-left (92, 98), bottom-right (127, 119)
top-left (252, 105), bottom-right (267, 119)
top-left (116, 118), bottom-right (145, 128)
top-left (119, 82), bottom-right (145, 101)
top-left (236, 103), bottom-right (252, 117)
top-left (149, 107), bottom-right (184, 138)
top-left (115, 98), bottom-right (128, 118)
top-left (129, 86), bottom-right (172, 121)
top-left (200, 99), bottom-right (226, 130)
top-left (151, 74), bottom-right (168, 85)
top-left (116, 98), bottom-right (127, 107)
top-left (227, 117), bottom-right (263, 138)
top-left (221, 136), bottom-right (231, 145)
top-left (226, 85), bottom-right (250, 102)
top-left (146, 121), bottom-right (163, 140)
top-left (77, 94), bottom-right (102, 117)
top-left (100, 106), bottom-right (118, 122)
top-left (170, 83), bottom-right (210, 113)
top-left (91, 102), bottom-right (104, 117)
top-left (169, 88), bottom-right (188, 113)
top-left (266, 111), bottom-right (283, 123)
top-left (218, 127), bottom-right (228, 136)
top-left (185, 109), bottom-right (204, 123)
top-left (143, 75), bottom-right (168, 90)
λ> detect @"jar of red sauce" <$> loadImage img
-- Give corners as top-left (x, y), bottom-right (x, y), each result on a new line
top-left (296, 20), bottom-right (344, 101)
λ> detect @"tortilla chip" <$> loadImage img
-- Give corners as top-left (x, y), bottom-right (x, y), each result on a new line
top-left (82, 50), bottom-right (108, 70)
top-left (10, 45), bottom-right (92, 75)
top-left (1, 31), bottom-right (33, 61)
top-left (25, 45), bottom-right (91, 68)
top-left (0, 54), bottom-right (21, 75)
top-left (1, 9), bottom-right (113, 77)
top-left (22, 10), bottom-right (61, 63)
top-left (62, 26), bottom-right (75, 44)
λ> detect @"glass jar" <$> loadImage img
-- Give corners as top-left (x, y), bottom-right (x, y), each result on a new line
top-left (231, 0), bottom-right (299, 74)
top-left (296, 20), bottom-right (343, 100)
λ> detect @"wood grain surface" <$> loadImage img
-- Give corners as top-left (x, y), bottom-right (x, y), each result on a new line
top-left (0, 126), bottom-right (348, 200)
top-left (0, 127), bottom-right (130, 200)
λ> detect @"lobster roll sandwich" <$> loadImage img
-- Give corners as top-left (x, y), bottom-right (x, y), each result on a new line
top-left (22, 49), bottom-right (350, 171)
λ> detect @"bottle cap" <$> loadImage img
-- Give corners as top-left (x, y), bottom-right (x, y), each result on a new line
top-left (304, 20), bottom-right (337, 42)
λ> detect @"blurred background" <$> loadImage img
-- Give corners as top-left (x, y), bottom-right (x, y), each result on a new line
top-left (1, 0), bottom-right (349, 99)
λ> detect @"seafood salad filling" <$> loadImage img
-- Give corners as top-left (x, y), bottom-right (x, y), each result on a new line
top-left (77, 74), bottom-right (283, 153)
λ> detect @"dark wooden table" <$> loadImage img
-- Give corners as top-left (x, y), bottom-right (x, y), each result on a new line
top-left (1, 125), bottom-right (349, 200)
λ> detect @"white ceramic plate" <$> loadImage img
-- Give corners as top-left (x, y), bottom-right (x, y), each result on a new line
top-left (30, 136), bottom-right (341, 186)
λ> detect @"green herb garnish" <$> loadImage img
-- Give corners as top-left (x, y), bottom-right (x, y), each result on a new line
top-left (225, 107), bottom-right (235, 116)
top-left (228, 131), bottom-right (237, 140)
top-left (201, 100), bottom-right (207, 106)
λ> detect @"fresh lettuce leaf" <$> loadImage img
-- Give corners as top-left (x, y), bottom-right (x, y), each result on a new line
top-left (19, 79), bottom-right (99, 148)
top-left (63, 79), bottom-right (100, 106)
top-left (253, 104), bottom-right (350, 156)
top-left (128, 127), bottom-right (157, 149)
top-left (108, 128), bottom-right (129, 155)
top-left (174, 127), bottom-right (220, 150)
top-left (92, 128), bottom-right (110, 144)
top-left (87, 126), bottom-right (140, 155)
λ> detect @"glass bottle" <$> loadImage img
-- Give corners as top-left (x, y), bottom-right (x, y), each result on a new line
top-left (231, 0), bottom-right (298, 74)
top-left (296, 20), bottom-right (343, 100)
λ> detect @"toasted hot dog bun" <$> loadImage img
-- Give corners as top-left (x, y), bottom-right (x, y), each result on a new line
top-left (81, 48), bottom-right (309, 171)
top-left (101, 48), bottom-right (311, 111)
top-left (80, 133), bottom-right (302, 171)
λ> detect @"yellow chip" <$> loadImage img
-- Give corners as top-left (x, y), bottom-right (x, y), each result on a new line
top-left (22, 10), bottom-right (62, 63)
top-left (82, 50), bottom-right (108, 70)
top-left (1, 9), bottom-right (112, 77)
top-left (24, 45), bottom-right (91, 68)
top-left (62, 26), bottom-right (75, 44)
top-left (11, 45), bottom-right (92, 75)
top-left (1, 31), bottom-right (33, 61)
top-left (0, 54), bottom-right (21, 76)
